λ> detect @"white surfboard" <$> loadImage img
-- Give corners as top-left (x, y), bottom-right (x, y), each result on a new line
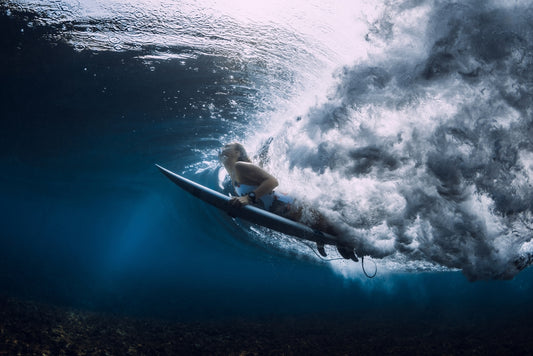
top-left (156, 164), bottom-right (347, 248)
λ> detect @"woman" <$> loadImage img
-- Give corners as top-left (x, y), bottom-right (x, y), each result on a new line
top-left (218, 142), bottom-right (358, 261)
top-left (218, 142), bottom-right (295, 217)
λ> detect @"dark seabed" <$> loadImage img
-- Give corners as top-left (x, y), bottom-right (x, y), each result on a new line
top-left (1, 1), bottom-right (533, 354)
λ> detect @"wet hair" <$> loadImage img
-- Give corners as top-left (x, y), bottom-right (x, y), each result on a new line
top-left (232, 143), bottom-right (252, 162)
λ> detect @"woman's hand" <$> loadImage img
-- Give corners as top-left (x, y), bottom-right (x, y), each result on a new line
top-left (229, 195), bottom-right (251, 207)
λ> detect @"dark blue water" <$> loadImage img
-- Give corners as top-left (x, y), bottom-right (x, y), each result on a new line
top-left (1, 2), bottom-right (533, 331)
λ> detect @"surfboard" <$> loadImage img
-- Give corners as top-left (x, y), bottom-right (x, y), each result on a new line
top-left (156, 164), bottom-right (348, 249)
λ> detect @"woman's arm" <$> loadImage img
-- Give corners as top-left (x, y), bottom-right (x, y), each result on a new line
top-left (231, 162), bottom-right (279, 207)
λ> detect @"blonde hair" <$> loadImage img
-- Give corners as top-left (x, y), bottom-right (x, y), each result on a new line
top-left (232, 143), bottom-right (251, 162)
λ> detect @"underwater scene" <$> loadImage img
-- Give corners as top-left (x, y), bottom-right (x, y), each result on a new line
top-left (1, 0), bottom-right (533, 354)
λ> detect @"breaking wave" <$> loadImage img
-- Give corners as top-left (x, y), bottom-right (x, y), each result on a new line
top-left (252, 1), bottom-right (533, 280)
top-left (5, 0), bottom-right (533, 281)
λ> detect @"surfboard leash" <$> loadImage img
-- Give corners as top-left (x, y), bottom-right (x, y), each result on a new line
top-left (361, 255), bottom-right (378, 279)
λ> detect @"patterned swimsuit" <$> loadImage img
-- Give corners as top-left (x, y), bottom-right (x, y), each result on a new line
top-left (234, 183), bottom-right (295, 217)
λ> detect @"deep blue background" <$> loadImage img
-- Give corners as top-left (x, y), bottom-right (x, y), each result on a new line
top-left (1, 10), bottom-right (533, 326)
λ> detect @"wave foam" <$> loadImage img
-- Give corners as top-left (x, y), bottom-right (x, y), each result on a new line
top-left (255, 1), bottom-right (533, 280)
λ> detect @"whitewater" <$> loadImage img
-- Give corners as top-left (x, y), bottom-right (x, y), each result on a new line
top-left (5, 0), bottom-right (533, 281)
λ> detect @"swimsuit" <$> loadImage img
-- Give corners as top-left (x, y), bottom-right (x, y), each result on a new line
top-left (234, 183), bottom-right (295, 216)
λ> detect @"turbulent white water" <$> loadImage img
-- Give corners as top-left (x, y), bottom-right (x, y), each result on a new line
top-left (253, 1), bottom-right (533, 280)
top-left (7, 0), bottom-right (533, 280)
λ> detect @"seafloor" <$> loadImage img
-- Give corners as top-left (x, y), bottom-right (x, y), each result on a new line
top-left (1, 296), bottom-right (532, 355)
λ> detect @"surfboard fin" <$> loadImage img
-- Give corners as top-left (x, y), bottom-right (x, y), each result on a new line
top-left (317, 242), bottom-right (327, 257)
top-left (337, 245), bottom-right (359, 262)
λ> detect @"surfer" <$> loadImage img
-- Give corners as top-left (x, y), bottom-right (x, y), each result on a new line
top-left (218, 142), bottom-right (358, 261)
top-left (218, 142), bottom-right (294, 216)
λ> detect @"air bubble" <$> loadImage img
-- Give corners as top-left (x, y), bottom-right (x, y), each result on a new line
top-left (133, 10), bottom-right (145, 19)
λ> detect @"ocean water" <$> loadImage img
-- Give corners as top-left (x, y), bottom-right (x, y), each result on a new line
top-left (1, 0), bottom-right (533, 325)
